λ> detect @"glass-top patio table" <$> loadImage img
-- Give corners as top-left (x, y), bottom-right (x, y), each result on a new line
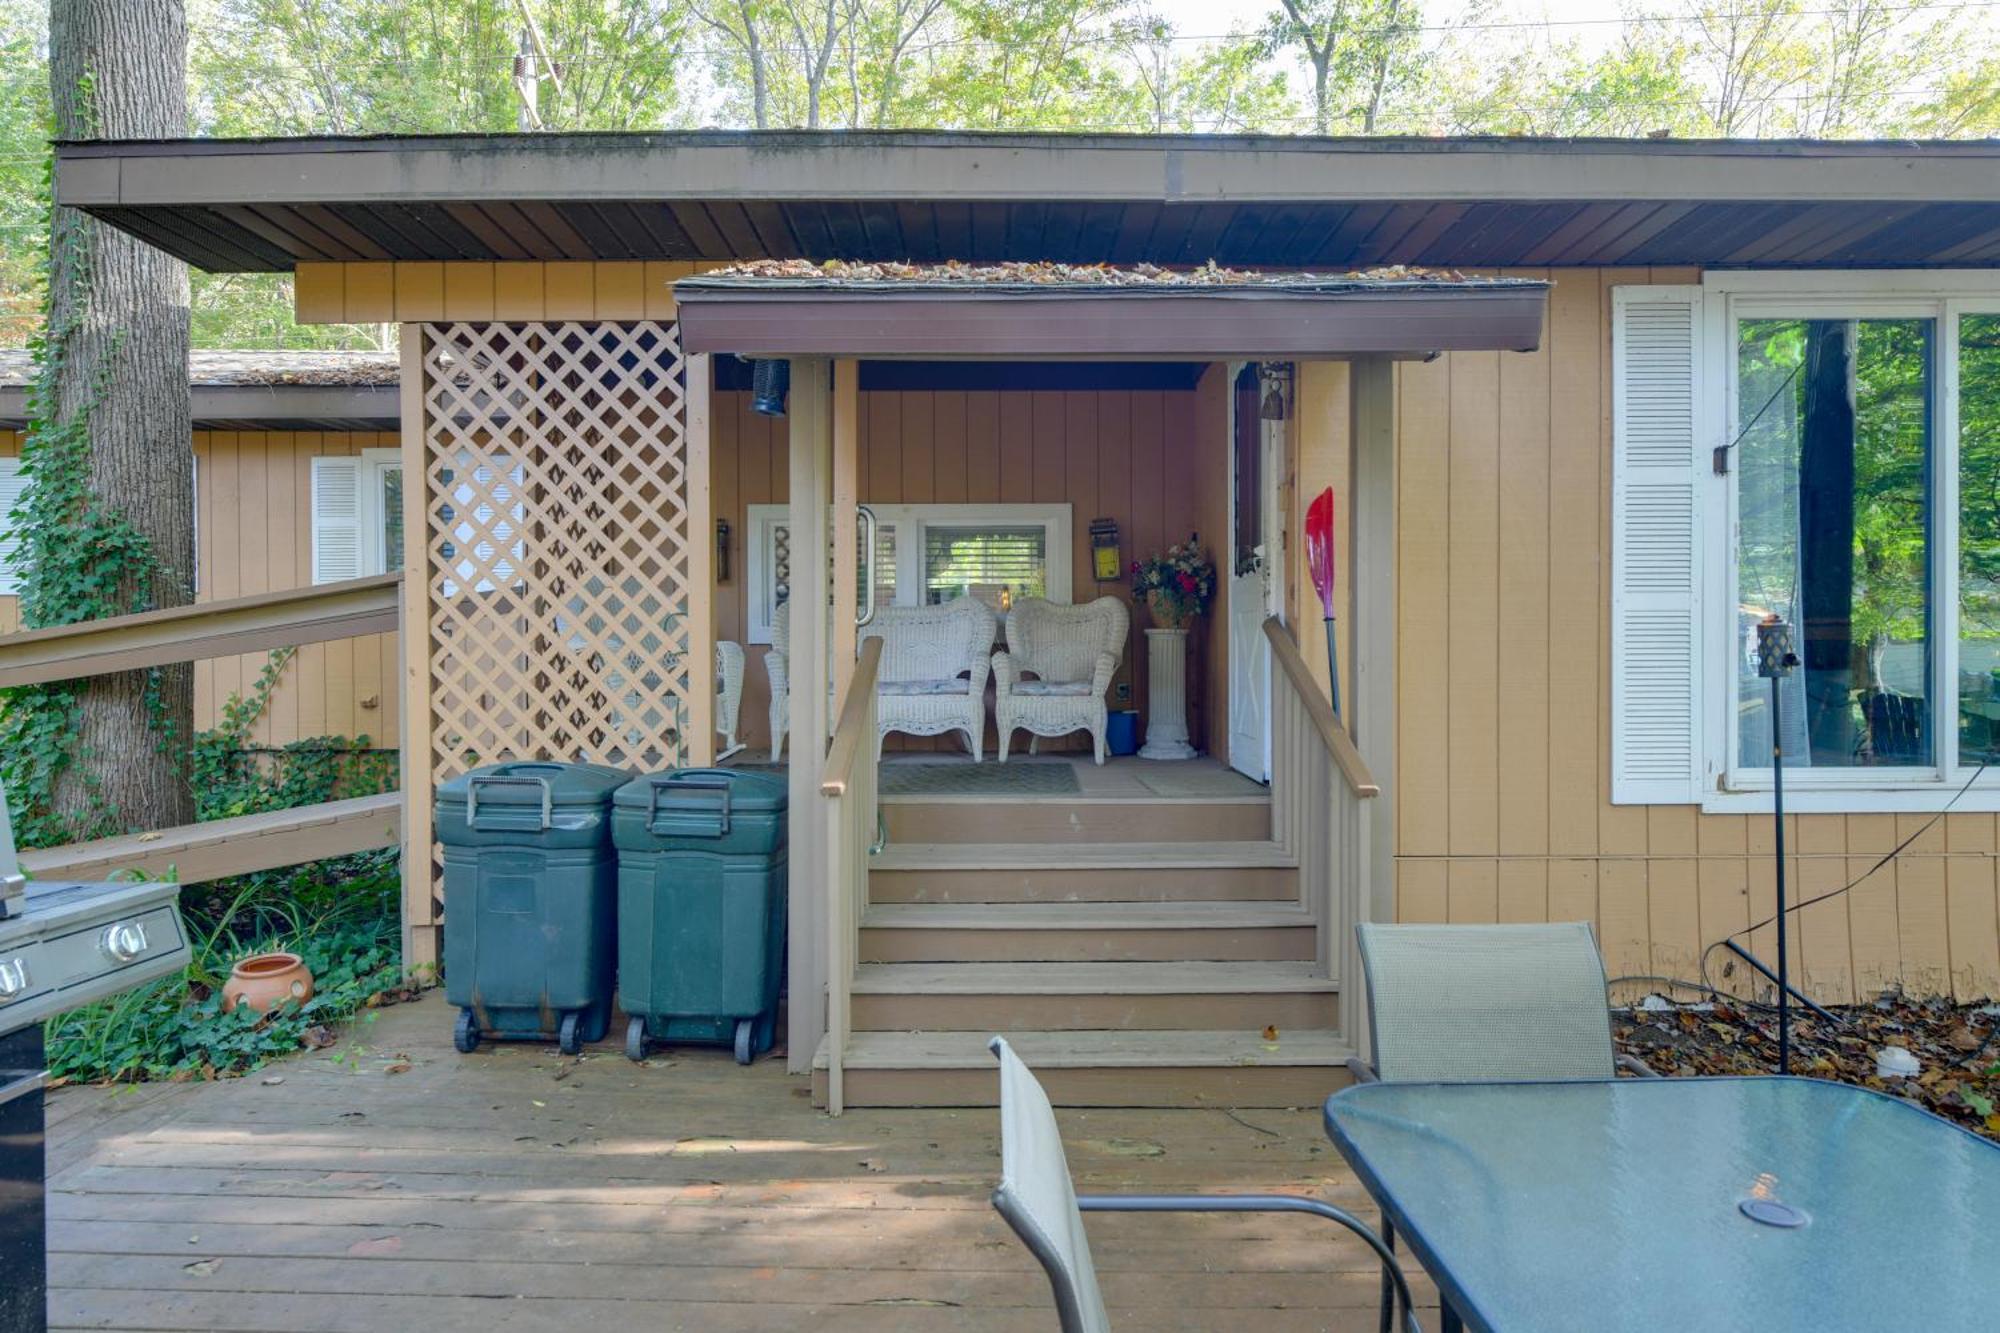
top-left (1323, 1077), bottom-right (2000, 1333)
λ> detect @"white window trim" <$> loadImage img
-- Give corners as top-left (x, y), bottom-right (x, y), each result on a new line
top-left (1697, 269), bottom-right (2000, 814)
top-left (744, 501), bottom-right (1072, 645)
top-left (360, 448), bottom-right (402, 577)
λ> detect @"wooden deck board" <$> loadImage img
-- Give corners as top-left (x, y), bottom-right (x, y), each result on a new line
top-left (45, 992), bottom-right (1432, 1331)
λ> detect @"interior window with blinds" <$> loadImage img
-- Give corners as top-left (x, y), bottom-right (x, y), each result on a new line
top-left (923, 524), bottom-right (1047, 611)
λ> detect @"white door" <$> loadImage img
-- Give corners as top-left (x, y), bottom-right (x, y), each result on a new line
top-left (1227, 366), bottom-right (1279, 781)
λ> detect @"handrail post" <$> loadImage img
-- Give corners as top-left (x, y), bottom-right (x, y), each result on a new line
top-left (820, 636), bottom-right (884, 1116)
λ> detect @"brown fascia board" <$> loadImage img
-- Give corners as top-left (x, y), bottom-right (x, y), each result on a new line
top-left (674, 282), bottom-right (1551, 358)
top-left (0, 383), bottom-right (397, 430)
top-left (54, 132), bottom-right (2000, 210)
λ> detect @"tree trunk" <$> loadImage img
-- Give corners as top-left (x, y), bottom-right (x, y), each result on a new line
top-left (45, 0), bottom-right (193, 835)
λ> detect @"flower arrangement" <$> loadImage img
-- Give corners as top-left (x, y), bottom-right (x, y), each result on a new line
top-left (1132, 534), bottom-right (1216, 629)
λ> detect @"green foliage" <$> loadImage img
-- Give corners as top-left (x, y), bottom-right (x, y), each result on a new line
top-left (42, 850), bottom-right (404, 1083)
top-left (188, 648), bottom-right (399, 821)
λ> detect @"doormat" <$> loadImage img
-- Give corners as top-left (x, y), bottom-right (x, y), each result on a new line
top-left (1133, 767), bottom-right (1268, 798)
top-left (880, 762), bottom-right (1082, 797)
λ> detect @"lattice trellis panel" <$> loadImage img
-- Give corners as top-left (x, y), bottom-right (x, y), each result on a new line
top-left (418, 322), bottom-right (697, 785)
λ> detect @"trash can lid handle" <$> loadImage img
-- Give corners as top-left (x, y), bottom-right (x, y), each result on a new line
top-left (466, 774), bottom-right (554, 830)
top-left (646, 772), bottom-right (732, 834)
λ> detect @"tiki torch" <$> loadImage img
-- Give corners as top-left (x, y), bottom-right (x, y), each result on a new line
top-left (1755, 614), bottom-right (1799, 1075)
top-left (1305, 487), bottom-right (1340, 718)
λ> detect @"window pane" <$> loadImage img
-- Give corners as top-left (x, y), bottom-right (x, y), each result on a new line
top-left (380, 464), bottom-right (403, 575)
top-left (1736, 317), bottom-right (1934, 769)
top-left (923, 525), bottom-right (1046, 611)
top-left (1962, 314), bottom-right (2000, 767)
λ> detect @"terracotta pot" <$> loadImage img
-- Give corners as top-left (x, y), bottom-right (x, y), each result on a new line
top-left (223, 951), bottom-right (315, 1014)
top-left (1146, 590), bottom-right (1196, 630)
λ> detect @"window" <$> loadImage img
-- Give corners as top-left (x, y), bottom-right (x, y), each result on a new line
top-left (744, 503), bottom-right (1071, 644)
top-left (0, 457), bottom-right (27, 596)
top-left (312, 449), bottom-right (403, 582)
top-left (1610, 274), bottom-right (2000, 812)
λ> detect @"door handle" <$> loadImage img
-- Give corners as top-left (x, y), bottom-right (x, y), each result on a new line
top-left (856, 505), bottom-right (879, 628)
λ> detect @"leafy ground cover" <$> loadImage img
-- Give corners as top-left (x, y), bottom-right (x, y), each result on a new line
top-left (1615, 995), bottom-right (2000, 1141)
top-left (44, 849), bottom-right (422, 1085)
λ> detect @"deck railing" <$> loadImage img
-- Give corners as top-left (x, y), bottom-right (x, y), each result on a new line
top-left (819, 635), bottom-right (883, 1116)
top-left (1264, 617), bottom-right (1380, 1054)
top-left (0, 574), bottom-right (405, 890)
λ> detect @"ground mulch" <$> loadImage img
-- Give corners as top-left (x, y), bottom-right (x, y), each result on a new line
top-left (1614, 994), bottom-right (2000, 1141)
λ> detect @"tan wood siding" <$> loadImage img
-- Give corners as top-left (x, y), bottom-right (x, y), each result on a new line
top-left (294, 261), bottom-right (710, 324)
top-left (718, 381), bottom-right (1226, 756)
top-left (1393, 267), bottom-right (2000, 1004)
top-left (3, 429), bottom-right (398, 747)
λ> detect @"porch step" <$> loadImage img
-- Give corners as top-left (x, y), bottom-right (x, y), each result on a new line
top-left (881, 796), bottom-right (1271, 845)
top-left (812, 1028), bottom-right (1356, 1108)
top-left (858, 901), bottom-right (1316, 963)
top-left (869, 840), bottom-right (1298, 903)
top-left (849, 960), bottom-right (1339, 1032)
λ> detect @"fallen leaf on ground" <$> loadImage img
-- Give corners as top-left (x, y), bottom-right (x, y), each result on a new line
top-left (183, 1259), bottom-right (220, 1276)
top-left (383, 1061), bottom-right (412, 1076)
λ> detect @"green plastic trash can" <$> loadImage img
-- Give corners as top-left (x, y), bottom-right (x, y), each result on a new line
top-left (437, 761), bottom-right (631, 1055)
top-left (612, 769), bottom-right (788, 1065)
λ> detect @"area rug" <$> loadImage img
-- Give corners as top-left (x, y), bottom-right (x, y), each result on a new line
top-left (880, 761), bottom-right (1081, 797)
top-left (1133, 766), bottom-right (1268, 798)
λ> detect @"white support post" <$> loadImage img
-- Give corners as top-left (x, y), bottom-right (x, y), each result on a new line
top-left (1349, 354), bottom-right (1397, 1059)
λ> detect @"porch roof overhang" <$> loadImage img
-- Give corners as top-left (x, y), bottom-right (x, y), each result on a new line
top-left (674, 273), bottom-right (1551, 359)
top-left (50, 131), bottom-right (2000, 273)
top-left (0, 349), bottom-right (399, 430)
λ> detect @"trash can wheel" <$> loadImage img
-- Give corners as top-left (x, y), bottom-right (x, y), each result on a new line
top-left (734, 1018), bottom-right (755, 1066)
top-left (454, 1008), bottom-right (480, 1053)
top-left (558, 1011), bottom-right (583, 1056)
top-left (625, 1016), bottom-right (648, 1063)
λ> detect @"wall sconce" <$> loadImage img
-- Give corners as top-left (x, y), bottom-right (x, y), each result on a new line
top-left (1259, 362), bottom-right (1294, 420)
top-left (1089, 518), bottom-right (1122, 581)
top-left (716, 519), bottom-right (732, 583)
top-left (750, 358), bottom-right (789, 417)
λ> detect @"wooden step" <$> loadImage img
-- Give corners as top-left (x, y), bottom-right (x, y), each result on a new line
top-left (858, 902), bottom-right (1316, 963)
top-left (881, 796), bottom-right (1270, 845)
top-left (869, 841), bottom-right (1298, 903)
top-left (849, 960), bottom-right (1339, 1032)
top-left (813, 1028), bottom-right (1356, 1108)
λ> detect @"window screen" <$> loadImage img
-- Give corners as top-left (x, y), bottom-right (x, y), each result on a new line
top-left (923, 525), bottom-right (1047, 610)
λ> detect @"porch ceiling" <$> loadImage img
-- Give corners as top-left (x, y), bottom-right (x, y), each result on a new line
top-left (52, 131), bottom-right (2000, 273)
top-left (674, 273), bottom-right (1551, 358)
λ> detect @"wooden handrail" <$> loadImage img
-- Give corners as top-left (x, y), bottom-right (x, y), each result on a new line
top-left (821, 636), bottom-right (885, 797)
top-left (1263, 617), bottom-right (1380, 798)
top-left (23, 791), bottom-right (400, 886)
top-left (0, 573), bottom-right (402, 689)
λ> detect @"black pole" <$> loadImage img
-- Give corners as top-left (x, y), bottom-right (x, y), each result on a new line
top-left (1755, 614), bottom-right (1797, 1076)
top-left (1323, 617), bottom-right (1341, 719)
top-left (1770, 671), bottom-right (1790, 1076)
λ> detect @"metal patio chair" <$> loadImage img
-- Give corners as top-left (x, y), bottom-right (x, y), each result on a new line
top-left (1350, 921), bottom-right (1655, 1331)
top-left (988, 1036), bottom-right (1420, 1333)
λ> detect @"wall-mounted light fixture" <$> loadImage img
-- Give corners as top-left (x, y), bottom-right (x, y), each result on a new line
top-left (716, 519), bottom-right (732, 584)
top-left (750, 358), bottom-right (790, 417)
top-left (1089, 518), bottom-right (1122, 581)
top-left (1259, 362), bottom-right (1294, 421)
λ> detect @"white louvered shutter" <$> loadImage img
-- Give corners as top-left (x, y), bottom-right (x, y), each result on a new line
top-left (1611, 286), bottom-right (1706, 805)
top-left (311, 455), bottom-right (364, 584)
top-left (0, 457), bottom-right (29, 596)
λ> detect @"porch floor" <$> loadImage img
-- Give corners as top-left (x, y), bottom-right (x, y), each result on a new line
top-left (45, 992), bottom-right (1434, 1331)
top-left (726, 750), bottom-right (1272, 802)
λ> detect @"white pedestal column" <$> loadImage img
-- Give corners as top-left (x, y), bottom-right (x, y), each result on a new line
top-left (1139, 626), bottom-right (1196, 760)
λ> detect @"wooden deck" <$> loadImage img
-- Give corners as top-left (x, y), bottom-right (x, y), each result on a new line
top-left (45, 991), bottom-right (1436, 1331)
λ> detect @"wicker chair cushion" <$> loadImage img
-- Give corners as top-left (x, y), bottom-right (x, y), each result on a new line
top-left (1013, 679), bottom-right (1094, 697)
top-left (878, 678), bottom-right (971, 696)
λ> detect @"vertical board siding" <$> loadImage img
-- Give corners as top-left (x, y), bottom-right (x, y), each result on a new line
top-left (193, 431), bottom-right (400, 750)
top-left (723, 381), bottom-right (1222, 755)
top-left (1393, 267), bottom-right (2000, 1004)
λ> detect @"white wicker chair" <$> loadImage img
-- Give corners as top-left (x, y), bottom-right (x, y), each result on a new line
top-left (715, 640), bottom-right (746, 761)
top-left (993, 597), bottom-right (1129, 765)
top-left (765, 603), bottom-right (792, 762)
top-left (864, 598), bottom-right (998, 760)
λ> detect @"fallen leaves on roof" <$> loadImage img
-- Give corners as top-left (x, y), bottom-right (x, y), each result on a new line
top-left (706, 258), bottom-right (1489, 286)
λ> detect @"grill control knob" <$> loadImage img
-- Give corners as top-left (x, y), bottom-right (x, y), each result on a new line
top-left (0, 957), bottom-right (28, 1001)
top-left (100, 921), bottom-right (150, 963)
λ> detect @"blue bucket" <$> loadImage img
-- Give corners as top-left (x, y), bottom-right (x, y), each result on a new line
top-left (1106, 710), bottom-right (1140, 756)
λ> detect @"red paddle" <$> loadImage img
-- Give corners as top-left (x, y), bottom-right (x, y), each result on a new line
top-left (1305, 487), bottom-right (1340, 718)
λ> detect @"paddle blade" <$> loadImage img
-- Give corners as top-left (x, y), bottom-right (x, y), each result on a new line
top-left (1305, 487), bottom-right (1336, 618)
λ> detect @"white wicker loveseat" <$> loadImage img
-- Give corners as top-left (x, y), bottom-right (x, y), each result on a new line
top-left (865, 598), bottom-right (999, 760)
top-left (765, 602), bottom-right (793, 761)
top-left (992, 596), bottom-right (1129, 764)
